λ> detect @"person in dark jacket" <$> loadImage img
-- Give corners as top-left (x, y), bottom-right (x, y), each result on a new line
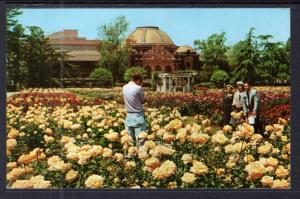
top-left (242, 82), bottom-right (262, 134)
top-left (223, 85), bottom-right (234, 125)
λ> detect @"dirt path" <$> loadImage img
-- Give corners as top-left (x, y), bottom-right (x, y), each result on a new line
top-left (7, 92), bottom-right (19, 98)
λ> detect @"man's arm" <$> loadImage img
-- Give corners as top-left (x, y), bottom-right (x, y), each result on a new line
top-left (232, 92), bottom-right (237, 107)
top-left (139, 87), bottom-right (145, 104)
top-left (253, 89), bottom-right (259, 113)
top-left (242, 93), bottom-right (248, 116)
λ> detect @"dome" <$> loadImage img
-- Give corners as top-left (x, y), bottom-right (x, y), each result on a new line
top-left (125, 26), bottom-right (174, 45)
top-left (176, 45), bottom-right (196, 53)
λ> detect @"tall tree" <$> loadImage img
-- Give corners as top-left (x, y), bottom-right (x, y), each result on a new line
top-left (194, 32), bottom-right (229, 81)
top-left (23, 26), bottom-right (67, 87)
top-left (256, 35), bottom-right (290, 84)
top-left (97, 16), bottom-right (130, 84)
top-left (6, 8), bottom-right (26, 91)
top-left (230, 28), bottom-right (260, 84)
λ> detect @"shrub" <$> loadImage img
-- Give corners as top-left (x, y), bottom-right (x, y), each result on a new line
top-left (123, 66), bottom-right (147, 82)
top-left (89, 68), bottom-right (113, 87)
top-left (197, 82), bottom-right (215, 89)
top-left (210, 70), bottom-right (229, 88)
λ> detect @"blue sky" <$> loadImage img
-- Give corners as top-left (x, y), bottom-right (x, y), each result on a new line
top-left (16, 8), bottom-right (290, 47)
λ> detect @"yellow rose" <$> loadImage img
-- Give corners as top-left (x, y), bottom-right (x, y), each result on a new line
top-left (124, 161), bottom-right (136, 171)
top-left (152, 160), bottom-right (177, 180)
top-left (275, 166), bottom-right (289, 178)
top-left (65, 170), bottom-right (79, 182)
top-left (190, 161), bottom-right (208, 176)
top-left (272, 179), bottom-right (289, 189)
top-left (258, 142), bottom-right (273, 155)
top-left (11, 180), bottom-right (33, 189)
top-left (261, 176), bottom-right (274, 187)
top-left (144, 140), bottom-right (156, 149)
top-left (181, 172), bottom-right (196, 184)
top-left (245, 162), bottom-right (266, 180)
top-left (223, 125), bottom-right (233, 133)
top-left (181, 154), bottom-right (193, 165)
top-left (145, 157), bottom-right (160, 169)
top-left (211, 131), bottom-right (228, 145)
top-left (85, 175), bottom-right (104, 188)
top-left (29, 175), bottom-right (52, 188)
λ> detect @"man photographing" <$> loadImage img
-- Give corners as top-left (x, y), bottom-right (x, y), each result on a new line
top-left (122, 72), bottom-right (147, 146)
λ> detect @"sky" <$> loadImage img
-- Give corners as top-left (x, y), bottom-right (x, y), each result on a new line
top-left (16, 8), bottom-right (290, 47)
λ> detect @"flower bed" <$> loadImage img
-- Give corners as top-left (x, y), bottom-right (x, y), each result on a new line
top-left (6, 89), bottom-right (290, 189)
top-left (7, 88), bottom-right (103, 107)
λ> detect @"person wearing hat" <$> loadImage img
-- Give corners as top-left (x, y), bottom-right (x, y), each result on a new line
top-left (222, 84), bottom-right (234, 125)
top-left (230, 81), bottom-right (246, 127)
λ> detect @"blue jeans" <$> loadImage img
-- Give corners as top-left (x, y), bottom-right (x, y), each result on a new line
top-left (125, 112), bottom-right (147, 143)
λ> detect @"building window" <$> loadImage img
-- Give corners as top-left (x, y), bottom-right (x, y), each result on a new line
top-left (155, 65), bottom-right (161, 71)
top-left (165, 65), bottom-right (172, 73)
top-left (186, 62), bottom-right (191, 69)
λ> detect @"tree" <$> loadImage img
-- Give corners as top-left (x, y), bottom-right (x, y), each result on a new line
top-left (89, 67), bottom-right (113, 87)
top-left (123, 66), bottom-right (147, 82)
top-left (23, 26), bottom-right (68, 87)
top-left (6, 8), bottom-right (26, 91)
top-left (6, 9), bottom-right (68, 89)
top-left (97, 16), bottom-right (130, 84)
top-left (194, 32), bottom-right (229, 81)
top-left (229, 28), bottom-right (260, 84)
top-left (210, 70), bottom-right (229, 88)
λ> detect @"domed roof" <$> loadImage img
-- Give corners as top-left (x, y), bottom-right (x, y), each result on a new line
top-left (125, 26), bottom-right (174, 45)
top-left (176, 45), bottom-right (196, 53)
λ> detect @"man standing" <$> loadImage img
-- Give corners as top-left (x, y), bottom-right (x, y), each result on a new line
top-left (123, 73), bottom-right (147, 146)
top-left (242, 82), bottom-right (261, 133)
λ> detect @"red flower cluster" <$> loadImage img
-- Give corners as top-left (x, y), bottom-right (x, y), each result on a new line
top-left (261, 104), bottom-right (291, 125)
top-left (145, 92), bottom-right (223, 108)
top-left (7, 91), bottom-right (103, 107)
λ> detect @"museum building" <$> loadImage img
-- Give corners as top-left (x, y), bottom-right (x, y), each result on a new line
top-left (47, 27), bottom-right (199, 87)
top-left (125, 26), bottom-right (200, 77)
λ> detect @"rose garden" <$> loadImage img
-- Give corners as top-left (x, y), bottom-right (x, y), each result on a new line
top-left (6, 9), bottom-right (291, 189)
top-left (6, 87), bottom-right (290, 189)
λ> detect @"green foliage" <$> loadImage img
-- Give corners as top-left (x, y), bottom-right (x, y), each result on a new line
top-left (210, 70), bottom-right (229, 88)
top-left (23, 26), bottom-right (68, 88)
top-left (229, 28), bottom-right (260, 84)
top-left (194, 32), bottom-right (229, 81)
top-left (6, 9), bottom-right (68, 90)
top-left (89, 67), bottom-right (113, 87)
top-left (228, 28), bottom-right (290, 85)
top-left (6, 9), bottom-right (26, 91)
top-left (194, 28), bottom-right (290, 86)
top-left (123, 66), bottom-right (147, 82)
top-left (255, 35), bottom-right (290, 84)
top-left (98, 16), bottom-right (130, 84)
top-left (196, 82), bottom-right (215, 89)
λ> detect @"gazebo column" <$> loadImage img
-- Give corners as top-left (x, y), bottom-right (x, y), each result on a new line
top-left (187, 77), bottom-right (191, 92)
top-left (162, 77), bottom-right (167, 92)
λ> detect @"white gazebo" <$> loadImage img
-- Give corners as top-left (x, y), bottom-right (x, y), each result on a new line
top-left (154, 71), bottom-right (197, 92)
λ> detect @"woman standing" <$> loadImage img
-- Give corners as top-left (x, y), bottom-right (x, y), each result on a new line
top-left (222, 85), bottom-right (234, 125)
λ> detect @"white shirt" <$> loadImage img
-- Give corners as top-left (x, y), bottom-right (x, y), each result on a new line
top-left (123, 81), bottom-right (144, 113)
top-left (232, 91), bottom-right (245, 108)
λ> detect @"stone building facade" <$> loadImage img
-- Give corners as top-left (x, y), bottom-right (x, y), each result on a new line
top-left (48, 30), bottom-right (101, 79)
top-left (125, 26), bottom-right (199, 78)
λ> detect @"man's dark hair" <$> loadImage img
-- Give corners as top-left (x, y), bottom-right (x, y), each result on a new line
top-left (131, 73), bottom-right (143, 81)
